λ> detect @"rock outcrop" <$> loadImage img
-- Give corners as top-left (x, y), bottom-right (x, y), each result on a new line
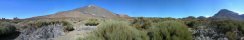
top-left (191, 25), bottom-right (244, 40)
top-left (192, 26), bottom-right (228, 40)
top-left (15, 24), bottom-right (65, 40)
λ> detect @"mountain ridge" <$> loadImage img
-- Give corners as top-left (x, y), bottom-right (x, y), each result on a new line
top-left (211, 9), bottom-right (244, 21)
top-left (27, 4), bottom-right (130, 20)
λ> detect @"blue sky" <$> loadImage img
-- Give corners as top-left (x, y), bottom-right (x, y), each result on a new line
top-left (0, 0), bottom-right (244, 19)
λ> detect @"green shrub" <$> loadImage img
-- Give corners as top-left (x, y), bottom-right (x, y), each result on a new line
top-left (61, 21), bottom-right (74, 31)
top-left (226, 31), bottom-right (237, 40)
top-left (85, 19), bottom-right (99, 26)
top-left (131, 17), bottom-right (153, 30)
top-left (80, 20), bottom-right (149, 40)
top-left (211, 20), bottom-right (244, 39)
top-left (0, 22), bottom-right (16, 35)
top-left (149, 20), bottom-right (192, 40)
top-left (184, 20), bottom-right (209, 29)
top-left (210, 20), bottom-right (239, 33)
top-left (185, 20), bottom-right (198, 28)
top-left (238, 22), bottom-right (244, 34)
top-left (131, 17), bottom-right (178, 30)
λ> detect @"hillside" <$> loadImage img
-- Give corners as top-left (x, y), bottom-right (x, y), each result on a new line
top-left (211, 9), bottom-right (244, 21)
top-left (27, 5), bottom-right (130, 20)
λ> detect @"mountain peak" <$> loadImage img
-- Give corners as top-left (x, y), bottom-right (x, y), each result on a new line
top-left (28, 4), bottom-right (130, 20)
top-left (219, 9), bottom-right (230, 11)
top-left (87, 4), bottom-right (97, 7)
top-left (216, 9), bottom-right (239, 16)
top-left (74, 4), bottom-right (103, 11)
top-left (85, 4), bottom-right (100, 8)
top-left (218, 9), bottom-right (235, 13)
top-left (211, 9), bottom-right (244, 21)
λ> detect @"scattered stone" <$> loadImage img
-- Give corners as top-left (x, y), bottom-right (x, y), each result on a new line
top-left (15, 24), bottom-right (65, 40)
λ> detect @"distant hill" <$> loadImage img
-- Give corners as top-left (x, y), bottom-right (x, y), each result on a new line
top-left (211, 9), bottom-right (244, 21)
top-left (27, 5), bottom-right (131, 20)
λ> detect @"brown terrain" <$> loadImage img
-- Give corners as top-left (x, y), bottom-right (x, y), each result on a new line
top-left (28, 4), bottom-right (131, 20)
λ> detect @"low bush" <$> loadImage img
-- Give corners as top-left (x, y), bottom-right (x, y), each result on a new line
top-left (148, 20), bottom-right (192, 40)
top-left (210, 20), bottom-right (239, 33)
top-left (226, 31), bottom-right (237, 40)
top-left (27, 20), bottom-right (74, 31)
top-left (80, 20), bottom-right (149, 40)
top-left (85, 19), bottom-right (99, 26)
top-left (0, 22), bottom-right (16, 35)
top-left (131, 17), bottom-right (153, 30)
top-left (238, 22), bottom-right (244, 34)
top-left (184, 20), bottom-right (209, 29)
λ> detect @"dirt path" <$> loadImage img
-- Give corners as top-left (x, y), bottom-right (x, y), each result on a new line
top-left (54, 22), bottom-right (96, 40)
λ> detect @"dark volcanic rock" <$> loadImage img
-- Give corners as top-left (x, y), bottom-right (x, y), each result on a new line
top-left (241, 14), bottom-right (244, 19)
top-left (15, 24), bottom-right (65, 40)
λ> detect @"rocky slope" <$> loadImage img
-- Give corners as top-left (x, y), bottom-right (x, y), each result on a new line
top-left (28, 5), bottom-right (130, 20)
top-left (211, 9), bottom-right (244, 21)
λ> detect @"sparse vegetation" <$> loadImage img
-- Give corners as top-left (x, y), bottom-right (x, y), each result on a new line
top-left (148, 20), bottom-right (192, 40)
top-left (0, 22), bottom-right (16, 35)
top-left (238, 22), bottom-right (244, 34)
top-left (80, 20), bottom-right (149, 40)
top-left (85, 19), bottom-right (100, 26)
top-left (226, 31), bottom-right (237, 40)
top-left (26, 20), bottom-right (74, 31)
top-left (80, 19), bottom-right (194, 40)
top-left (131, 17), bottom-right (153, 30)
top-left (210, 20), bottom-right (239, 33)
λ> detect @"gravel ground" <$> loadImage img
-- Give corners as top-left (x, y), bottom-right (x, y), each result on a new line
top-left (54, 22), bottom-right (96, 40)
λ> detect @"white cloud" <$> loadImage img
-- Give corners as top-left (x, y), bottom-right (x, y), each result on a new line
top-left (205, 15), bottom-right (211, 17)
